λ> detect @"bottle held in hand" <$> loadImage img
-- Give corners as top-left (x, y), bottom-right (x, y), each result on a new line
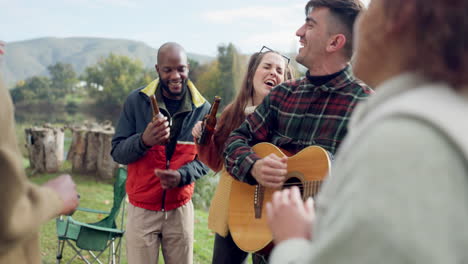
top-left (198, 96), bottom-right (221, 145)
top-left (150, 94), bottom-right (164, 120)
top-left (150, 94), bottom-right (169, 145)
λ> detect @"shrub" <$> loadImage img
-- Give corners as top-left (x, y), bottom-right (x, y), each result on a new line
top-left (192, 170), bottom-right (219, 211)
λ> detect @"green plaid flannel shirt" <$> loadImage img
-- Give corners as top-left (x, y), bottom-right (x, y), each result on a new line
top-left (224, 66), bottom-right (373, 184)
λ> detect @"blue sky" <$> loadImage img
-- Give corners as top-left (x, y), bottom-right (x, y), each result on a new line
top-left (1, 0), bottom-right (370, 56)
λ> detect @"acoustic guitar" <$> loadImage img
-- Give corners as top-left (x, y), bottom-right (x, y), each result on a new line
top-left (228, 142), bottom-right (331, 252)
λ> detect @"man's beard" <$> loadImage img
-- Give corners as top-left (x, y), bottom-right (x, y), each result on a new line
top-left (160, 80), bottom-right (188, 97)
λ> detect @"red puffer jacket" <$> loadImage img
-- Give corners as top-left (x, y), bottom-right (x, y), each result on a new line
top-left (111, 79), bottom-right (211, 211)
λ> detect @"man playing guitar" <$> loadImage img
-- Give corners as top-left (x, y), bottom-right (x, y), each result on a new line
top-left (223, 0), bottom-right (372, 260)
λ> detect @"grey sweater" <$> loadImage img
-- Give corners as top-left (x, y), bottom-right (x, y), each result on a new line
top-left (270, 73), bottom-right (468, 264)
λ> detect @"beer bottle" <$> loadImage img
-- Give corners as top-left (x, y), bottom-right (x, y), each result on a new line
top-left (198, 96), bottom-right (221, 145)
top-left (150, 94), bottom-right (169, 146)
top-left (150, 94), bottom-right (164, 120)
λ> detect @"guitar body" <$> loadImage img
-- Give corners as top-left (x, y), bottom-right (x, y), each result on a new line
top-left (228, 142), bottom-right (331, 252)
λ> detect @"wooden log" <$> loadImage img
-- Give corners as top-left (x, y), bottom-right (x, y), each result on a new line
top-left (25, 126), bottom-right (64, 173)
top-left (67, 121), bottom-right (117, 179)
top-left (97, 130), bottom-right (117, 180)
top-left (67, 128), bottom-right (88, 173)
top-left (85, 130), bottom-right (100, 173)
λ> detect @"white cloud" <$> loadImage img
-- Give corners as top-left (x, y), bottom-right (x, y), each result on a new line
top-left (95, 0), bottom-right (137, 8)
top-left (237, 30), bottom-right (299, 54)
top-left (203, 0), bottom-right (370, 24)
top-left (64, 0), bottom-right (137, 8)
top-left (202, 4), bottom-right (303, 24)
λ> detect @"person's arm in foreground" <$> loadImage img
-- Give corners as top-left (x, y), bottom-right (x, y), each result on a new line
top-left (0, 81), bottom-right (79, 254)
top-left (266, 118), bottom-right (468, 264)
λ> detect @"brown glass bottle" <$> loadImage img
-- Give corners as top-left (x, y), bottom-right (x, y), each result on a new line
top-left (197, 96), bottom-right (221, 145)
top-left (150, 94), bottom-right (164, 120)
top-left (150, 94), bottom-right (169, 146)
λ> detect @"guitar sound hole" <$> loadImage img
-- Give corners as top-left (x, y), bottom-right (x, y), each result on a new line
top-left (283, 177), bottom-right (303, 196)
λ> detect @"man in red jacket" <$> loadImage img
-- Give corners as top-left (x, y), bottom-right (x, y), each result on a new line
top-left (111, 42), bottom-right (210, 264)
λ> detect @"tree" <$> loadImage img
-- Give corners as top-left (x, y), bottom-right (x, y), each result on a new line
top-left (188, 58), bottom-right (206, 84)
top-left (217, 43), bottom-right (241, 108)
top-left (195, 60), bottom-right (222, 102)
top-left (10, 76), bottom-right (52, 103)
top-left (48, 62), bottom-right (78, 97)
top-left (83, 54), bottom-right (151, 107)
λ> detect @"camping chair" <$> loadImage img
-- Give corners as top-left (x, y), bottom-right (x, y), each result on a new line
top-left (56, 167), bottom-right (127, 264)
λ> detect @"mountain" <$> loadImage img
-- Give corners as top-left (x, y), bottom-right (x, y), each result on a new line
top-left (1, 37), bottom-right (214, 88)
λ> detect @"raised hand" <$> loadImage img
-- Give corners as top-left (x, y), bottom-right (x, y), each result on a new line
top-left (43, 174), bottom-right (79, 215)
top-left (266, 186), bottom-right (315, 245)
top-left (192, 121), bottom-right (203, 140)
top-left (142, 116), bottom-right (170, 147)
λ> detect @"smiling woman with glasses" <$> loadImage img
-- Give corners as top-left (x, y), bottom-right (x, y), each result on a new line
top-left (191, 47), bottom-right (293, 264)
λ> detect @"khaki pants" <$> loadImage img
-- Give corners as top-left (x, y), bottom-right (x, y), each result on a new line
top-left (126, 201), bottom-right (194, 264)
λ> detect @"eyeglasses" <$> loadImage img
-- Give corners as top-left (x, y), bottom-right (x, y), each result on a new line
top-left (259, 45), bottom-right (291, 65)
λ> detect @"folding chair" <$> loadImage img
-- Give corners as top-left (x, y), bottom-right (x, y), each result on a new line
top-left (56, 167), bottom-right (127, 264)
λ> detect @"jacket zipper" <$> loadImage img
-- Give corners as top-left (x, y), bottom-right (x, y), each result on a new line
top-left (159, 106), bottom-right (190, 219)
top-left (161, 113), bottom-right (172, 220)
top-left (161, 158), bottom-right (170, 220)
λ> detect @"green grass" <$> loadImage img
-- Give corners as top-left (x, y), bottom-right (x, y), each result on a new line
top-left (30, 172), bottom-right (215, 264)
top-left (17, 122), bottom-right (219, 263)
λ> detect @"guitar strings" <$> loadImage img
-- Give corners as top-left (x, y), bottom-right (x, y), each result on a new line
top-left (282, 182), bottom-right (322, 187)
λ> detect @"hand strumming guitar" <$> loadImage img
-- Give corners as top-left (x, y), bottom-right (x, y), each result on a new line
top-left (266, 186), bottom-right (315, 245)
top-left (251, 153), bottom-right (287, 189)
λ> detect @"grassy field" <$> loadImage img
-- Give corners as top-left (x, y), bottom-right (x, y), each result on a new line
top-left (16, 123), bottom-right (221, 263)
top-left (29, 170), bottom-right (215, 264)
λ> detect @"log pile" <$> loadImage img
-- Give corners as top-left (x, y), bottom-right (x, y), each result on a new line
top-left (67, 121), bottom-right (118, 180)
top-left (25, 124), bottom-right (64, 173)
top-left (24, 121), bottom-right (118, 179)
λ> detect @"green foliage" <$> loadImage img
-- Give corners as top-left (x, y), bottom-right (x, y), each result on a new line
top-left (48, 62), bottom-right (78, 97)
top-left (188, 58), bottom-right (208, 84)
top-left (141, 67), bottom-right (158, 85)
top-left (29, 170), bottom-right (215, 264)
top-left (194, 43), bottom-right (247, 108)
top-left (83, 53), bottom-right (151, 106)
top-left (192, 170), bottom-right (218, 211)
top-left (195, 60), bottom-right (222, 102)
top-left (10, 76), bottom-right (52, 102)
top-left (10, 63), bottom-right (79, 104)
top-left (65, 101), bottom-right (79, 114)
top-left (217, 43), bottom-right (241, 108)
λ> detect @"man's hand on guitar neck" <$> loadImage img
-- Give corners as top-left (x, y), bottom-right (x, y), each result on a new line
top-left (251, 154), bottom-right (287, 189)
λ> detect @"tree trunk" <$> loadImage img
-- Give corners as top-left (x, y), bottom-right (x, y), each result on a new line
top-left (67, 122), bottom-right (117, 179)
top-left (67, 128), bottom-right (88, 173)
top-left (85, 130), bottom-right (100, 173)
top-left (25, 126), bottom-right (64, 173)
top-left (97, 130), bottom-right (117, 180)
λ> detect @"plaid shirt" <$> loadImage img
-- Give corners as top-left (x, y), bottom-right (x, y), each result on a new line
top-left (223, 65), bottom-right (373, 184)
